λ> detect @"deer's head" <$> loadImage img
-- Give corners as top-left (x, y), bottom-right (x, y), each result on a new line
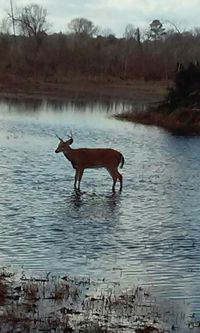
top-left (55, 135), bottom-right (73, 153)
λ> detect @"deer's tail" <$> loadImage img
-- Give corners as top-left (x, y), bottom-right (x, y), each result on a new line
top-left (120, 153), bottom-right (125, 169)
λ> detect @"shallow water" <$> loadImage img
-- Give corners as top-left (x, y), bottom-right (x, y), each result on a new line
top-left (0, 97), bottom-right (200, 320)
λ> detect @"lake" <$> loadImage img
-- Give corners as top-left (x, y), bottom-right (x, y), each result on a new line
top-left (0, 96), bottom-right (200, 324)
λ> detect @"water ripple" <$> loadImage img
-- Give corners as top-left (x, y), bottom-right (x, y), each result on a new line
top-left (0, 100), bottom-right (200, 318)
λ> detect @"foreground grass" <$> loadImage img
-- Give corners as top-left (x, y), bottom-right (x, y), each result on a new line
top-left (0, 268), bottom-right (191, 333)
top-left (115, 107), bottom-right (200, 136)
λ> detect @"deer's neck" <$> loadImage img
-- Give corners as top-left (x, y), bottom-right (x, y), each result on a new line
top-left (63, 146), bottom-right (75, 164)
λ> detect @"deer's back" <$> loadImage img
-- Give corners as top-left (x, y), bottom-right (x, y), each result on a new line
top-left (72, 148), bottom-right (122, 169)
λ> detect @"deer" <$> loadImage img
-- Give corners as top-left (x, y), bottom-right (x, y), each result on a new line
top-left (55, 134), bottom-right (124, 192)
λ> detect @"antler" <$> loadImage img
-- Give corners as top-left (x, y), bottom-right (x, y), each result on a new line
top-left (70, 129), bottom-right (73, 138)
top-left (67, 129), bottom-right (73, 139)
top-left (56, 134), bottom-right (63, 141)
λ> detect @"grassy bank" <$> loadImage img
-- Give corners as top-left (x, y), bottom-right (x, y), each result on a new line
top-left (115, 107), bottom-right (200, 136)
top-left (0, 74), bottom-right (168, 103)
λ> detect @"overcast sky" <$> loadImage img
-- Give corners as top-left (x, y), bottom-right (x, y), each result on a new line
top-left (0, 0), bottom-right (200, 36)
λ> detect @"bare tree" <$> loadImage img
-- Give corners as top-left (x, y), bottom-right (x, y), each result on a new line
top-left (68, 17), bottom-right (99, 37)
top-left (135, 28), bottom-right (142, 45)
top-left (100, 28), bottom-right (115, 37)
top-left (0, 17), bottom-right (11, 35)
top-left (164, 20), bottom-right (181, 34)
top-left (14, 4), bottom-right (49, 46)
top-left (124, 24), bottom-right (136, 39)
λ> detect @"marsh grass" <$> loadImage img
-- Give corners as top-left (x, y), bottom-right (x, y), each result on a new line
top-left (0, 268), bottom-right (193, 333)
top-left (115, 108), bottom-right (200, 136)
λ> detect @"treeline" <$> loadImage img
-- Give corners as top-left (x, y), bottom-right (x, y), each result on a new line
top-left (1, 3), bottom-right (200, 81)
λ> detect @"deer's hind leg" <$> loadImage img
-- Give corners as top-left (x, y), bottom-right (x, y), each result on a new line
top-left (107, 168), bottom-right (119, 192)
top-left (116, 168), bottom-right (123, 191)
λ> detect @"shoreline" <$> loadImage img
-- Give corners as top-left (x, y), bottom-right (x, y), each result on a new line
top-left (0, 75), bottom-right (168, 103)
top-left (115, 107), bottom-right (200, 136)
top-left (1, 76), bottom-right (199, 136)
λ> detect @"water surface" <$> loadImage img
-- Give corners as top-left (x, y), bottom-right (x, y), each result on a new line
top-left (0, 97), bottom-right (200, 320)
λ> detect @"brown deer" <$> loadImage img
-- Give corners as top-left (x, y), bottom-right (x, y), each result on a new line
top-left (55, 134), bottom-right (124, 192)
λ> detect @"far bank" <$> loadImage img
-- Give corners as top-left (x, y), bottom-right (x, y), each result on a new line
top-left (0, 74), bottom-right (168, 104)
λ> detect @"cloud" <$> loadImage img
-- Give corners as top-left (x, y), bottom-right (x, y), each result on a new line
top-left (0, 0), bottom-right (200, 36)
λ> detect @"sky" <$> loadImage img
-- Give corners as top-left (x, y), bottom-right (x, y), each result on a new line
top-left (0, 0), bottom-right (200, 36)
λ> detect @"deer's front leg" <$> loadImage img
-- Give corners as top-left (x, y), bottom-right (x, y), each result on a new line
top-left (74, 169), bottom-right (79, 189)
top-left (107, 167), bottom-right (118, 193)
top-left (77, 168), bottom-right (84, 191)
top-left (74, 168), bottom-right (84, 191)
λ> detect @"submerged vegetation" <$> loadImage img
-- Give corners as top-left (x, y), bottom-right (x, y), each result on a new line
top-left (0, 268), bottom-right (192, 333)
